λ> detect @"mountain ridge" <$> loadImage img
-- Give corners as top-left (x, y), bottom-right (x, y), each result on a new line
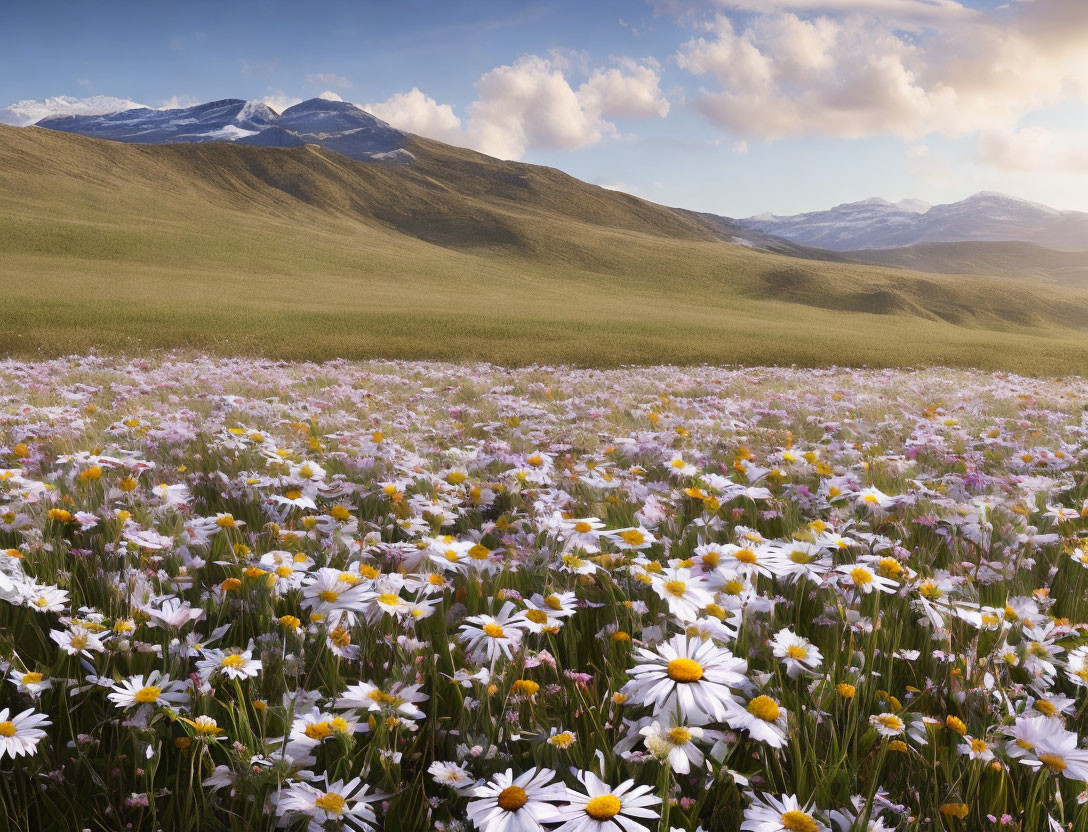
top-left (35, 96), bottom-right (408, 162)
top-left (739, 191), bottom-right (1088, 251)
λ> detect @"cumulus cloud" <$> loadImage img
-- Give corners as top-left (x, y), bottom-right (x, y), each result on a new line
top-left (361, 55), bottom-right (669, 160)
top-left (306, 73), bottom-right (351, 90)
top-left (466, 54), bottom-right (669, 158)
top-left (0, 95), bottom-right (146, 126)
top-left (673, 0), bottom-right (1088, 141)
top-left (364, 88), bottom-right (465, 144)
top-left (317, 91), bottom-right (343, 102)
top-left (976, 126), bottom-right (1088, 174)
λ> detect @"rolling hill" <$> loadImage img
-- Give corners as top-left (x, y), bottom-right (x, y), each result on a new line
top-left (2, 121), bottom-right (1088, 371)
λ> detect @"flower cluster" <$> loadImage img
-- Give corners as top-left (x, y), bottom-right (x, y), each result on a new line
top-left (0, 356), bottom-right (1086, 831)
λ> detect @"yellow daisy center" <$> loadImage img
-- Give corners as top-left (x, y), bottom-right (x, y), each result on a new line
top-left (746, 695), bottom-right (781, 722)
top-left (1039, 753), bottom-right (1067, 771)
top-left (134, 686), bottom-right (161, 704)
top-left (667, 657), bottom-right (704, 683)
top-left (666, 726), bottom-right (692, 745)
top-left (663, 580), bottom-right (687, 598)
top-left (314, 792), bottom-right (346, 813)
top-left (220, 654), bottom-right (246, 669)
top-left (483, 623), bottom-right (505, 638)
top-left (497, 785), bottom-right (528, 811)
top-left (0, 721), bottom-right (15, 737)
top-left (780, 810), bottom-right (819, 832)
top-left (584, 794), bottom-right (622, 820)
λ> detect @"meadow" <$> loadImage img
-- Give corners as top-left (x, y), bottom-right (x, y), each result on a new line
top-left (0, 355), bottom-right (1086, 831)
top-left (4, 123), bottom-right (1088, 372)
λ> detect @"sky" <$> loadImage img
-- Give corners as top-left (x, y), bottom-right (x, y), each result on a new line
top-left (4, 0), bottom-right (1088, 217)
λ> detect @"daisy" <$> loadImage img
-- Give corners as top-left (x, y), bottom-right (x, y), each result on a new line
top-left (726, 695), bottom-right (789, 748)
top-left (428, 760), bottom-right (474, 792)
top-left (623, 634), bottom-right (746, 721)
top-left (836, 564), bottom-right (898, 595)
top-left (1064, 645), bottom-right (1088, 688)
top-left (276, 776), bottom-right (379, 832)
top-left (652, 568), bottom-right (714, 622)
top-left (467, 768), bottom-right (563, 832)
top-left (868, 713), bottom-right (905, 738)
top-left (108, 671), bottom-right (190, 710)
top-left (716, 543), bottom-right (782, 580)
top-left (959, 736), bottom-right (994, 762)
top-left (23, 584), bottom-right (68, 613)
top-left (770, 629), bottom-right (823, 679)
top-left (196, 648), bottom-right (262, 682)
top-left (459, 601), bottom-right (526, 662)
top-left (335, 681), bottom-right (428, 720)
top-left (773, 542), bottom-right (831, 584)
top-left (742, 792), bottom-right (828, 832)
top-left (144, 597), bottom-right (205, 629)
top-left (10, 669), bottom-right (50, 696)
top-left (554, 770), bottom-right (661, 832)
top-left (50, 626), bottom-right (106, 658)
top-left (0, 707), bottom-right (50, 759)
top-left (558, 516), bottom-right (607, 553)
top-left (518, 592), bottom-right (577, 634)
top-left (638, 717), bottom-right (711, 774)
top-left (1022, 725), bottom-right (1088, 781)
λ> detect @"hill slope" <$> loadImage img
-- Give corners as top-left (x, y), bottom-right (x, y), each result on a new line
top-left (846, 241), bottom-right (1088, 289)
top-left (2, 123), bottom-right (1088, 371)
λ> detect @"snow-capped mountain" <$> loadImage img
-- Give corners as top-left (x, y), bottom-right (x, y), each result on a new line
top-left (738, 192), bottom-right (1088, 251)
top-left (29, 97), bottom-right (410, 163)
top-left (0, 95), bottom-right (146, 127)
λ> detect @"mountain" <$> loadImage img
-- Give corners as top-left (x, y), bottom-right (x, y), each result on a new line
top-left (739, 192), bottom-right (1088, 251)
top-left (2, 122), bottom-right (1088, 371)
top-left (35, 97), bottom-right (406, 162)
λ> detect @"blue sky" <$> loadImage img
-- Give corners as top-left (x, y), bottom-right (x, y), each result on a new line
top-left (4, 0), bottom-right (1088, 216)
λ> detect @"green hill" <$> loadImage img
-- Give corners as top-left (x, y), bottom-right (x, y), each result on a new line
top-left (2, 123), bottom-right (1088, 371)
top-left (845, 241), bottom-right (1088, 289)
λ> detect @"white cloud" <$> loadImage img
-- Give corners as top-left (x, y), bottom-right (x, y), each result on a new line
top-left (466, 54), bottom-right (670, 159)
top-left (261, 91), bottom-right (302, 113)
top-left (158, 95), bottom-right (201, 110)
top-left (317, 91), bottom-right (343, 102)
top-left (0, 95), bottom-right (146, 126)
top-left (714, 0), bottom-right (974, 20)
top-left (361, 55), bottom-right (669, 160)
top-left (364, 88), bottom-right (464, 144)
top-left (673, 1), bottom-right (1088, 141)
top-left (306, 73), bottom-right (351, 90)
top-left (976, 126), bottom-right (1088, 174)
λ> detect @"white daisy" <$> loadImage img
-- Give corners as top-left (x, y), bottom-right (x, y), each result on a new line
top-left (0, 707), bottom-right (50, 759)
top-left (742, 792), bottom-right (828, 832)
top-left (623, 634), bottom-right (746, 721)
top-left (770, 628), bottom-right (823, 679)
top-left (107, 671), bottom-right (190, 710)
top-left (276, 776), bottom-right (379, 832)
top-left (554, 770), bottom-right (661, 832)
top-left (467, 768), bottom-right (563, 832)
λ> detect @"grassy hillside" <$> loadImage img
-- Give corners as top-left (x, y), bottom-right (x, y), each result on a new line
top-left (846, 241), bottom-right (1088, 289)
top-left (2, 123), bottom-right (1088, 371)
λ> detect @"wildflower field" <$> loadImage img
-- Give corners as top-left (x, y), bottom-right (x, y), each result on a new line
top-left (2, 356), bottom-right (1088, 832)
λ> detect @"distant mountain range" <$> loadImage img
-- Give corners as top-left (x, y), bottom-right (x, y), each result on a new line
top-left (738, 192), bottom-right (1088, 252)
top-left (31, 97), bottom-right (411, 163)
